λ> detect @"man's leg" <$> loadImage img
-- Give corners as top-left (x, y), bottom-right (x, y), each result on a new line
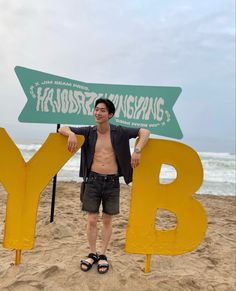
top-left (101, 213), bottom-right (112, 254)
top-left (87, 212), bottom-right (99, 253)
top-left (81, 212), bottom-right (99, 271)
top-left (97, 213), bottom-right (112, 272)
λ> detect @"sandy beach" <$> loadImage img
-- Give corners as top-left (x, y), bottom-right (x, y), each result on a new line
top-left (0, 181), bottom-right (235, 291)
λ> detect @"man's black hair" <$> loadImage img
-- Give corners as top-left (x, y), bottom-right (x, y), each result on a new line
top-left (95, 98), bottom-right (116, 115)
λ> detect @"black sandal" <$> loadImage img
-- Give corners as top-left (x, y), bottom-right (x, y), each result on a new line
top-left (80, 253), bottom-right (98, 272)
top-left (97, 254), bottom-right (109, 274)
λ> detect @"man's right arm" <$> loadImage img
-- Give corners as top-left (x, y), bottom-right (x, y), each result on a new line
top-left (58, 126), bottom-right (78, 153)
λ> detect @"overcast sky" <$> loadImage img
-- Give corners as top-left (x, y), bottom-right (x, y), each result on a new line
top-left (0, 0), bottom-right (235, 152)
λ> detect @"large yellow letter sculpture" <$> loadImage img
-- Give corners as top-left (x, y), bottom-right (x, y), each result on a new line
top-left (0, 128), bottom-right (84, 250)
top-left (125, 138), bottom-right (207, 255)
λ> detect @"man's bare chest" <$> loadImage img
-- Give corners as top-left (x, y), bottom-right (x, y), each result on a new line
top-left (95, 133), bottom-right (114, 153)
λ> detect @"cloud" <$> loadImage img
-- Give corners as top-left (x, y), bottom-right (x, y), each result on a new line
top-left (0, 0), bottom-right (235, 149)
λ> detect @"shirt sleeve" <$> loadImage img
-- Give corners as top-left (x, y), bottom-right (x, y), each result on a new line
top-left (123, 126), bottom-right (140, 139)
top-left (69, 126), bottom-right (89, 136)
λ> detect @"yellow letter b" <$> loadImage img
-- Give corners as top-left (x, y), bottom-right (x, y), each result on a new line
top-left (125, 139), bottom-right (207, 255)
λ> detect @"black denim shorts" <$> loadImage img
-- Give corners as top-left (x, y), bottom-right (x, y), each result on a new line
top-left (82, 171), bottom-right (120, 215)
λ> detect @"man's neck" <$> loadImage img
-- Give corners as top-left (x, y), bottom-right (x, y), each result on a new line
top-left (96, 122), bottom-right (110, 134)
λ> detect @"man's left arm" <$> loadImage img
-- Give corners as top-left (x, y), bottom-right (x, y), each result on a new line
top-left (131, 128), bottom-right (150, 168)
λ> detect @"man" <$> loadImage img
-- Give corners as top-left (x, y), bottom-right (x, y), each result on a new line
top-left (59, 98), bottom-right (150, 274)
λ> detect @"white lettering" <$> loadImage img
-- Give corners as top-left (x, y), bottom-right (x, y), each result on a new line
top-left (36, 87), bottom-right (53, 112)
top-left (84, 92), bottom-right (97, 115)
top-left (126, 95), bottom-right (134, 119)
top-left (54, 89), bottom-right (62, 112)
top-left (155, 97), bottom-right (164, 121)
top-left (44, 88), bottom-right (55, 112)
top-left (61, 89), bottom-right (69, 113)
top-left (68, 90), bottom-right (78, 113)
top-left (73, 91), bottom-right (87, 115)
top-left (33, 86), bottom-right (167, 124)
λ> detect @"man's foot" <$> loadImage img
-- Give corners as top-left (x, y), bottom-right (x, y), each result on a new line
top-left (80, 253), bottom-right (98, 272)
top-left (97, 254), bottom-right (109, 274)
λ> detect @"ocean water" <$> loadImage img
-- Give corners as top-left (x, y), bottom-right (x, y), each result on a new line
top-left (17, 144), bottom-right (235, 196)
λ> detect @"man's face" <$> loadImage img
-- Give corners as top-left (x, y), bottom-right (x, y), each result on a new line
top-left (94, 102), bottom-right (113, 124)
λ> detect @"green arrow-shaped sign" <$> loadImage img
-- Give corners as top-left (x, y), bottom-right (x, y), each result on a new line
top-left (15, 66), bottom-right (183, 139)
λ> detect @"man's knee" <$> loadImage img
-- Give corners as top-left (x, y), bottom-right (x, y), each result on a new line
top-left (87, 213), bottom-right (98, 227)
top-left (102, 213), bottom-right (112, 227)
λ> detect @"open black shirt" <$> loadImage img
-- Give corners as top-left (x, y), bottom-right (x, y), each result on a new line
top-left (69, 124), bottom-right (140, 184)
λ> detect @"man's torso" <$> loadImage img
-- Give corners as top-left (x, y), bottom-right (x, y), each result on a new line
top-left (91, 130), bottom-right (118, 174)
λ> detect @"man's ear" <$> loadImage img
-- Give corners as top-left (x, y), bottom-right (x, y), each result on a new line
top-left (109, 113), bottom-right (114, 119)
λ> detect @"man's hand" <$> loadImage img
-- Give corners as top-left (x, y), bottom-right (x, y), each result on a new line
top-left (130, 128), bottom-right (150, 168)
top-left (131, 152), bottom-right (141, 168)
top-left (67, 133), bottom-right (78, 153)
